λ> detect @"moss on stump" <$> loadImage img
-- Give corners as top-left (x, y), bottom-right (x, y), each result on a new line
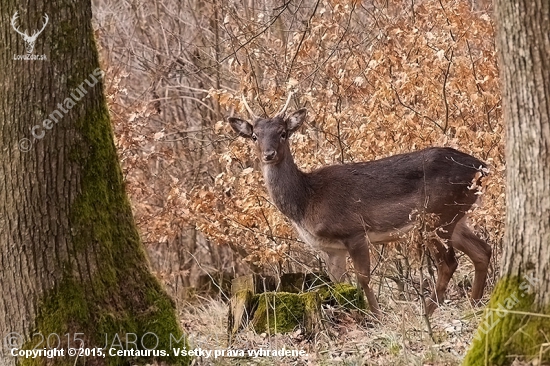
top-left (319, 283), bottom-right (367, 310)
top-left (246, 282), bottom-right (365, 335)
top-left (252, 292), bottom-right (312, 334)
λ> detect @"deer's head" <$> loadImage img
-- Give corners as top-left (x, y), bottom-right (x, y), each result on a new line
top-left (228, 94), bottom-right (307, 165)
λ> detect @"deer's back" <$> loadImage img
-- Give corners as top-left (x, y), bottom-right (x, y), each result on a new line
top-left (300, 147), bottom-right (486, 241)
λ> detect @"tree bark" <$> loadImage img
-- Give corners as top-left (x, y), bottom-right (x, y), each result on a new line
top-left (0, 1), bottom-right (189, 365)
top-left (464, 1), bottom-right (550, 365)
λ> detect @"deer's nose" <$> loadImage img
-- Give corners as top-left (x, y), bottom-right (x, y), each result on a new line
top-left (263, 150), bottom-right (276, 161)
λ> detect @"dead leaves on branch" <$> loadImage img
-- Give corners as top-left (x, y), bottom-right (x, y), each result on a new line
top-left (107, 0), bottom-right (504, 270)
top-left (188, 0), bottom-right (504, 268)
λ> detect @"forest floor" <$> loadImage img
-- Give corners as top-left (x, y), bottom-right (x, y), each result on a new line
top-left (178, 278), bottom-right (491, 366)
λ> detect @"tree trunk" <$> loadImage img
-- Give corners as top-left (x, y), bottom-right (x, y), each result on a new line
top-left (464, 1), bottom-right (550, 365)
top-left (0, 1), bottom-right (189, 365)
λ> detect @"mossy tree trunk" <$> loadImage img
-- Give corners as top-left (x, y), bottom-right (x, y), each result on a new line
top-left (464, 1), bottom-right (550, 365)
top-left (0, 1), bottom-right (189, 365)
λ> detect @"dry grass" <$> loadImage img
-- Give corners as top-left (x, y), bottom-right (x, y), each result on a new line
top-left (179, 275), bottom-right (491, 366)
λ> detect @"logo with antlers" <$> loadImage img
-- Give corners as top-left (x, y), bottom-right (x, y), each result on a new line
top-left (11, 11), bottom-right (49, 54)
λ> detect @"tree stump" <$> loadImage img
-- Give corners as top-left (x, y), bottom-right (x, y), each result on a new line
top-left (251, 291), bottom-right (323, 334)
top-left (227, 274), bottom-right (276, 337)
top-left (228, 273), bottom-right (365, 338)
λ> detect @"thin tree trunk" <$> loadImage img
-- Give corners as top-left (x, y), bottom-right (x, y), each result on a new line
top-left (464, 0), bottom-right (550, 364)
top-left (0, 1), bottom-right (189, 365)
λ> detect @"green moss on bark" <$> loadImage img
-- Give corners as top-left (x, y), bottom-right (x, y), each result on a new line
top-left (464, 276), bottom-right (550, 366)
top-left (8, 1), bottom-right (188, 364)
top-left (21, 73), bottom-right (190, 365)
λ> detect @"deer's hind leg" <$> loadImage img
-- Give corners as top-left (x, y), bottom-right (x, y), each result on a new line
top-left (450, 216), bottom-right (492, 303)
top-left (426, 216), bottom-right (491, 315)
top-left (426, 232), bottom-right (459, 315)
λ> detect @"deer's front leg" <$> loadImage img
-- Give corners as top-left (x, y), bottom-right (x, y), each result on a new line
top-left (346, 234), bottom-right (382, 319)
top-left (323, 246), bottom-right (348, 283)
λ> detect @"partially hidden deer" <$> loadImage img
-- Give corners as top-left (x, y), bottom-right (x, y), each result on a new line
top-left (228, 94), bottom-right (492, 318)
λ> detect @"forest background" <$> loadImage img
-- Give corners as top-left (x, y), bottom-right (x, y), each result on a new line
top-left (94, 0), bottom-right (503, 363)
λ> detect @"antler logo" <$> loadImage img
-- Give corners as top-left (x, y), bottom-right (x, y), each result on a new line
top-left (11, 11), bottom-right (49, 54)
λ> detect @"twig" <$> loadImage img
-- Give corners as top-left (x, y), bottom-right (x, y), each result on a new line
top-left (441, 49), bottom-right (454, 133)
top-left (419, 243), bottom-right (435, 342)
top-left (389, 76), bottom-right (443, 132)
top-left (420, 151), bottom-right (434, 341)
top-left (285, 0), bottom-right (321, 82)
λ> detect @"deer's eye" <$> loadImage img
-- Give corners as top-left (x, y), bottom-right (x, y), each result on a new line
top-left (281, 131), bottom-right (287, 140)
top-left (251, 133), bottom-right (258, 142)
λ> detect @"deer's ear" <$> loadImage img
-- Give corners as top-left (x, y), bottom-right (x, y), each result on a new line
top-left (228, 117), bottom-right (253, 138)
top-left (285, 109), bottom-right (307, 133)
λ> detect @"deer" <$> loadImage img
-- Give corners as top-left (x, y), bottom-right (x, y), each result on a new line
top-left (227, 93), bottom-right (492, 318)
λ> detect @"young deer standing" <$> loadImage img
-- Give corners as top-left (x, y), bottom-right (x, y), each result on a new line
top-left (228, 95), bottom-right (492, 318)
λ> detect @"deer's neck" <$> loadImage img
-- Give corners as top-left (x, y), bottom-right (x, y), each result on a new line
top-left (261, 156), bottom-right (309, 223)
